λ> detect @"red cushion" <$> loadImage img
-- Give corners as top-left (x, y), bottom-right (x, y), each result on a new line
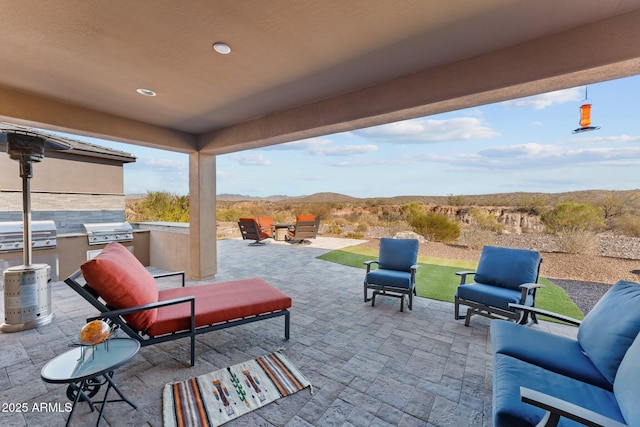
top-left (148, 278), bottom-right (292, 336)
top-left (257, 216), bottom-right (274, 238)
top-left (296, 214), bottom-right (316, 222)
top-left (80, 242), bottom-right (158, 332)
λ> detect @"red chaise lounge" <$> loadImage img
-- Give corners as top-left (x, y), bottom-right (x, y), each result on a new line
top-left (65, 242), bottom-right (292, 366)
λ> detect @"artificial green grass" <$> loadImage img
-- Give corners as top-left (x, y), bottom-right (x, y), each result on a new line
top-left (317, 246), bottom-right (584, 321)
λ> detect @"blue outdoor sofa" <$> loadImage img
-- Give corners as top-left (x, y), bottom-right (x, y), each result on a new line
top-left (491, 280), bottom-right (640, 426)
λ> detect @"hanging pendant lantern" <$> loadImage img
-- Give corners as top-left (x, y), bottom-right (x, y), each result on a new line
top-left (572, 86), bottom-right (600, 134)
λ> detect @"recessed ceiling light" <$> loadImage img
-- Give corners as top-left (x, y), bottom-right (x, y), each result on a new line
top-left (212, 42), bottom-right (231, 55)
top-left (136, 88), bottom-right (156, 97)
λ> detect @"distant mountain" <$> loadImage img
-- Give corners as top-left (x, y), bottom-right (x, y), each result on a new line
top-left (216, 190), bottom-right (640, 212)
top-left (216, 193), bottom-right (292, 202)
top-left (217, 192), bottom-right (361, 203)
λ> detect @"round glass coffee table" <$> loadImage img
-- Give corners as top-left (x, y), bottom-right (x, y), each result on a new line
top-left (41, 338), bottom-right (140, 427)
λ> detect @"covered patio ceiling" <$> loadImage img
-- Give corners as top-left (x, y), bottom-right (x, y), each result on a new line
top-left (2, 1), bottom-right (640, 280)
top-left (1, 1), bottom-right (640, 156)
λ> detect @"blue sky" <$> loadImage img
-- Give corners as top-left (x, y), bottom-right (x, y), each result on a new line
top-left (72, 74), bottom-right (640, 198)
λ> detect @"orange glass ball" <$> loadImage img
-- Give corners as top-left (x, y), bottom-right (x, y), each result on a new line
top-left (79, 320), bottom-right (110, 345)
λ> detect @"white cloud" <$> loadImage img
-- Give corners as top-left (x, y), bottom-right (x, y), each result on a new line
top-left (413, 143), bottom-right (640, 172)
top-left (356, 117), bottom-right (500, 143)
top-left (231, 153), bottom-right (271, 166)
top-left (570, 134), bottom-right (640, 144)
top-left (308, 144), bottom-right (378, 156)
top-left (137, 157), bottom-right (187, 170)
top-left (269, 138), bottom-right (332, 151)
top-left (501, 88), bottom-right (582, 110)
top-left (267, 137), bottom-right (377, 156)
top-left (478, 143), bottom-right (563, 159)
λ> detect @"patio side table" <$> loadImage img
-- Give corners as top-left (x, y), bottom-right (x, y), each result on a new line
top-left (274, 223), bottom-right (292, 241)
top-left (41, 337), bottom-right (140, 427)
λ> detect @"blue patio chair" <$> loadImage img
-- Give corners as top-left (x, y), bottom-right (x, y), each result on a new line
top-left (364, 238), bottom-right (419, 312)
top-left (455, 245), bottom-right (543, 326)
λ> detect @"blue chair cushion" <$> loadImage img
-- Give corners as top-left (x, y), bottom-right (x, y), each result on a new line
top-left (366, 269), bottom-right (413, 289)
top-left (456, 283), bottom-right (532, 311)
top-left (491, 320), bottom-right (611, 390)
top-left (578, 280), bottom-right (640, 384)
top-left (614, 332), bottom-right (640, 426)
top-left (377, 238), bottom-right (418, 272)
top-left (474, 246), bottom-right (541, 291)
top-left (493, 353), bottom-right (625, 427)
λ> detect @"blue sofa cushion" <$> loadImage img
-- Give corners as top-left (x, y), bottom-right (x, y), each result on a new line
top-left (578, 280), bottom-right (640, 384)
top-left (377, 238), bottom-right (418, 272)
top-left (456, 283), bottom-right (533, 311)
top-left (474, 246), bottom-right (541, 291)
top-left (493, 353), bottom-right (625, 427)
top-left (491, 320), bottom-right (611, 390)
top-left (366, 269), bottom-right (413, 289)
top-left (614, 332), bottom-right (640, 426)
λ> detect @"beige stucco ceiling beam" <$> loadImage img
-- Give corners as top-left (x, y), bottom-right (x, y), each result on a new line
top-left (198, 10), bottom-right (640, 155)
top-left (0, 86), bottom-right (197, 153)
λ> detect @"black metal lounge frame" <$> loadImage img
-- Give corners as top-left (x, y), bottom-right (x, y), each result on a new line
top-left (64, 270), bottom-right (290, 367)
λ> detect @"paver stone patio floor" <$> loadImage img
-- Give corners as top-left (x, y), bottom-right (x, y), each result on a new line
top-left (0, 237), bottom-right (577, 426)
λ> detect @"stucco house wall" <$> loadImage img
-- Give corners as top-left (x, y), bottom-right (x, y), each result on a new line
top-left (0, 134), bottom-right (135, 233)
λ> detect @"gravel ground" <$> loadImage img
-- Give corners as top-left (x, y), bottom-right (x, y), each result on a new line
top-left (356, 235), bottom-right (640, 315)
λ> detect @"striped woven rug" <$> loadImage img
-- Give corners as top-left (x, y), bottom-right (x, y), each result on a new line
top-left (163, 352), bottom-right (312, 426)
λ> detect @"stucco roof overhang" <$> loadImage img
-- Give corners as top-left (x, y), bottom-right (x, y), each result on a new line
top-left (0, 122), bottom-right (136, 164)
top-left (0, 1), bottom-right (639, 155)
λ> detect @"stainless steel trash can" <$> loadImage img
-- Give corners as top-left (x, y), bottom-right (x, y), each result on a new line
top-left (1, 263), bottom-right (54, 332)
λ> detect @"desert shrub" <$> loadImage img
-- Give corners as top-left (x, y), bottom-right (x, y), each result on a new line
top-left (400, 202), bottom-right (424, 222)
top-left (409, 213), bottom-right (460, 243)
top-left (516, 196), bottom-right (547, 215)
top-left (326, 224), bottom-right (343, 235)
top-left (381, 220), bottom-right (412, 238)
top-left (447, 194), bottom-right (467, 206)
top-left (305, 204), bottom-right (331, 220)
top-left (541, 202), bottom-right (605, 233)
top-left (612, 214), bottom-right (640, 237)
top-left (357, 212), bottom-right (380, 227)
top-left (556, 230), bottom-right (599, 254)
top-left (599, 193), bottom-right (625, 220)
top-left (356, 223), bottom-right (369, 233)
top-left (345, 231), bottom-right (364, 239)
top-left (468, 207), bottom-right (502, 233)
top-left (129, 191), bottom-right (190, 222)
top-left (459, 229), bottom-right (495, 250)
top-left (378, 206), bottom-right (403, 223)
top-left (332, 217), bottom-right (349, 227)
top-left (272, 212), bottom-right (292, 223)
top-left (216, 207), bottom-right (252, 222)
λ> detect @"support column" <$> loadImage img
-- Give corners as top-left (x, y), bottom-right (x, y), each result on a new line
top-left (188, 152), bottom-right (217, 280)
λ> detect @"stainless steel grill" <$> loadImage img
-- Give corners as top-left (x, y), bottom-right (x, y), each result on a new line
top-left (0, 220), bottom-right (57, 253)
top-left (82, 222), bottom-right (133, 245)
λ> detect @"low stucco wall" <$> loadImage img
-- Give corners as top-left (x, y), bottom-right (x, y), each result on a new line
top-left (133, 222), bottom-right (190, 277)
top-left (0, 230), bottom-right (150, 285)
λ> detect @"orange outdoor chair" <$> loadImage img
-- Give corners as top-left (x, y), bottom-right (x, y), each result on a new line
top-left (287, 214), bottom-right (320, 244)
top-left (238, 217), bottom-right (273, 245)
top-left (257, 216), bottom-right (274, 238)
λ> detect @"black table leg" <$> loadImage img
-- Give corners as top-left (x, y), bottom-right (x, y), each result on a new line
top-left (65, 379), bottom-right (95, 427)
top-left (95, 371), bottom-right (137, 426)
